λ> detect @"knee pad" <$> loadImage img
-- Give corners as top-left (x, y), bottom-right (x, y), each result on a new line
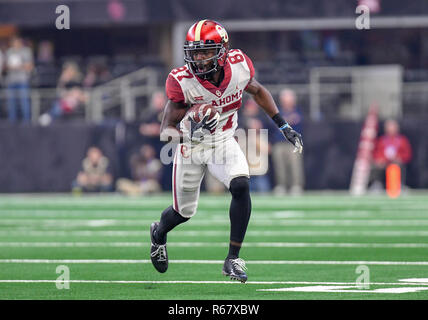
top-left (179, 204), bottom-right (197, 218)
top-left (229, 176), bottom-right (250, 198)
top-left (182, 171), bottom-right (202, 192)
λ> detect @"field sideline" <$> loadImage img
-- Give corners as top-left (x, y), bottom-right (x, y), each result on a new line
top-left (1, 192), bottom-right (428, 300)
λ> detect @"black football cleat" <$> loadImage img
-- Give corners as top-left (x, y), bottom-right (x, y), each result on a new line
top-left (150, 222), bottom-right (168, 273)
top-left (222, 257), bottom-right (248, 283)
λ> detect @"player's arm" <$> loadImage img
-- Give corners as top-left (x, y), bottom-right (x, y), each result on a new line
top-left (245, 78), bottom-right (303, 153)
top-left (159, 100), bottom-right (188, 143)
top-left (161, 73), bottom-right (190, 143)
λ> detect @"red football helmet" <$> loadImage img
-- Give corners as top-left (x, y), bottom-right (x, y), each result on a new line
top-left (184, 19), bottom-right (229, 79)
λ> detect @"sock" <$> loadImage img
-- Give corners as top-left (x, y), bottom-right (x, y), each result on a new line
top-left (227, 243), bottom-right (241, 259)
top-left (154, 205), bottom-right (189, 244)
top-left (227, 176), bottom-right (252, 258)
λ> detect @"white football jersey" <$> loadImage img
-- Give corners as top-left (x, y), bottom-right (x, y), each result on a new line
top-left (166, 49), bottom-right (255, 146)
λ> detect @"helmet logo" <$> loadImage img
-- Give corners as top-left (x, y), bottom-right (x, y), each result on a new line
top-left (215, 25), bottom-right (229, 43)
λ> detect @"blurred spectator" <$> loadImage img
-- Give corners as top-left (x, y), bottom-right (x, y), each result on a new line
top-left (271, 89), bottom-right (305, 195)
top-left (369, 119), bottom-right (412, 190)
top-left (5, 36), bottom-right (34, 123)
top-left (300, 30), bottom-right (321, 52)
top-left (72, 146), bottom-right (113, 193)
top-left (246, 118), bottom-right (271, 193)
top-left (238, 98), bottom-right (272, 192)
top-left (358, 0), bottom-right (381, 13)
top-left (0, 48), bottom-right (3, 81)
top-left (137, 90), bottom-right (166, 158)
top-left (139, 90), bottom-right (166, 137)
top-left (36, 40), bottom-right (54, 64)
top-left (57, 61), bottom-right (82, 89)
top-left (116, 144), bottom-right (162, 195)
top-left (39, 61), bottom-right (88, 125)
top-left (240, 98), bottom-right (264, 128)
top-left (46, 86), bottom-right (88, 121)
top-left (324, 34), bottom-right (340, 60)
top-left (83, 62), bottom-right (112, 88)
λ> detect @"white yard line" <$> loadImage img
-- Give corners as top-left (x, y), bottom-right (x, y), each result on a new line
top-left (0, 210), bottom-right (162, 217)
top-left (0, 279), bottom-right (427, 286)
top-left (1, 241), bottom-right (428, 248)
top-left (1, 259), bottom-right (428, 265)
top-left (0, 198), bottom-right (426, 209)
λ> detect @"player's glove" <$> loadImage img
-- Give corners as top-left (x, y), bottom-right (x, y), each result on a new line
top-left (281, 123), bottom-right (303, 154)
top-left (189, 110), bottom-right (220, 142)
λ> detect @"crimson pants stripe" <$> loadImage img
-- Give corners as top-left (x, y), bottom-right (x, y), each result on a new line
top-left (172, 145), bottom-right (179, 212)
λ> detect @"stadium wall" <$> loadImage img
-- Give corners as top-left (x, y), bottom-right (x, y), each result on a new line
top-left (0, 119), bottom-right (426, 193)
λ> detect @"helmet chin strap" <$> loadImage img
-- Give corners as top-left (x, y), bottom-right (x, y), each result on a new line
top-left (200, 65), bottom-right (225, 87)
top-left (199, 65), bottom-right (219, 80)
top-left (191, 60), bottom-right (220, 80)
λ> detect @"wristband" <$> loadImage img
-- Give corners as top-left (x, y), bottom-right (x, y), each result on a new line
top-left (272, 113), bottom-right (290, 130)
top-left (271, 113), bottom-right (286, 127)
top-left (279, 123), bottom-right (291, 130)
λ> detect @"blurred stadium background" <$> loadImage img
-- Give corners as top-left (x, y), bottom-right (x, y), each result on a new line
top-left (0, 0), bottom-right (427, 194)
top-left (2, 0), bottom-right (428, 301)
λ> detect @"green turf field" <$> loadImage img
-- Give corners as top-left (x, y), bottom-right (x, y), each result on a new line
top-left (1, 192), bottom-right (428, 300)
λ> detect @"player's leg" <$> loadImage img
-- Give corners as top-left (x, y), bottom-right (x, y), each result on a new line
top-left (207, 138), bottom-right (251, 282)
top-left (6, 84), bottom-right (18, 123)
top-left (228, 175), bottom-right (252, 259)
top-left (150, 206), bottom-right (188, 273)
top-left (18, 83), bottom-right (31, 123)
top-left (150, 144), bottom-right (206, 273)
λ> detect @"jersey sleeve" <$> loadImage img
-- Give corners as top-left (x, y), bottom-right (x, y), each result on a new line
top-left (243, 52), bottom-right (255, 80)
top-left (242, 52), bottom-right (255, 90)
top-left (165, 74), bottom-right (185, 103)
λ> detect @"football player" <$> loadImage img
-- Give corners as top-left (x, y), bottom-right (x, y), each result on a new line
top-left (150, 19), bottom-right (303, 283)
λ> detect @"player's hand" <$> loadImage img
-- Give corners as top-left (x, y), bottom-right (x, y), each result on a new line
top-left (202, 109), bottom-right (220, 132)
top-left (189, 110), bottom-right (220, 142)
top-left (190, 108), bottom-right (220, 132)
top-left (281, 125), bottom-right (303, 154)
